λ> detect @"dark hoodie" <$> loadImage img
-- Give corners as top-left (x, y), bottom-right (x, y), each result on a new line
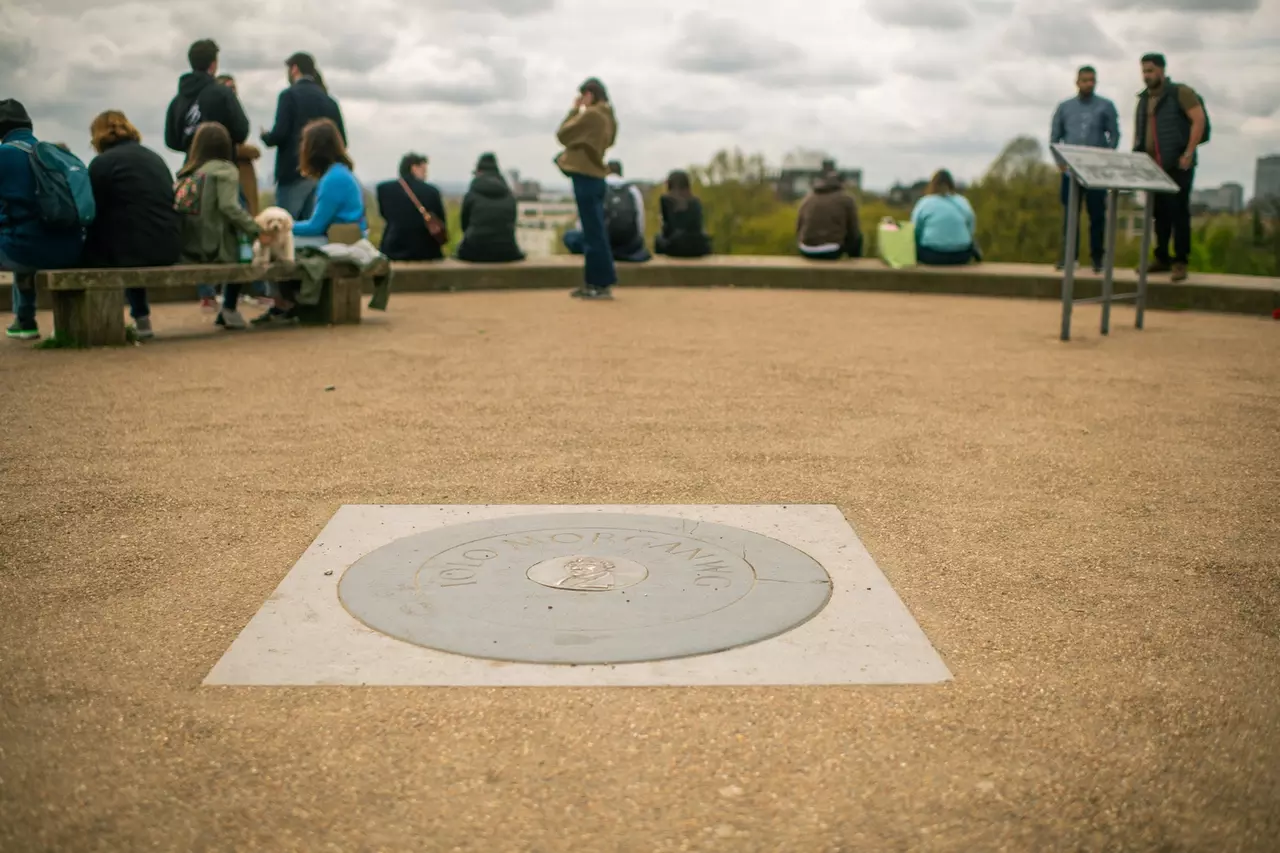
top-left (456, 168), bottom-right (524, 263)
top-left (164, 72), bottom-right (250, 155)
top-left (796, 173), bottom-right (860, 252)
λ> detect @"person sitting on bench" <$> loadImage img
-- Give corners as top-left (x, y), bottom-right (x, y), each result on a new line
top-left (82, 110), bottom-right (182, 340)
top-left (455, 153), bottom-right (524, 264)
top-left (1, 99), bottom-right (86, 341)
top-left (796, 166), bottom-right (861, 261)
top-left (910, 169), bottom-right (979, 266)
top-left (654, 170), bottom-right (711, 258)
top-left (563, 160), bottom-right (650, 262)
top-left (173, 121), bottom-right (262, 330)
top-left (255, 117), bottom-right (366, 325)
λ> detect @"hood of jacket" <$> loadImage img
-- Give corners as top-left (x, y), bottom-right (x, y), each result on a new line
top-left (812, 173), bottom-right (844, 194)
top-left (196, 158), bottom-right (240, 181)
top-left (470, 171), bottom-right (511, 199)
top-left (177, 72), bottom-right (216, 99)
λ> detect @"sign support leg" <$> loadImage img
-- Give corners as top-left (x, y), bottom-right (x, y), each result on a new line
top-left (1136, 201), bottom-right (1153, 330)
top-left (1100, 189), bottom-right (1119, 335)
top-left (1060, 178), bottom-right (1081, 342)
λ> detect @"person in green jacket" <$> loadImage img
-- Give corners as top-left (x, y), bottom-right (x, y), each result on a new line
top-left (175, 121), bottom-right (261, 330)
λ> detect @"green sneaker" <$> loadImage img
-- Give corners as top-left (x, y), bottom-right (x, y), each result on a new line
top-left (5, 320), bottom-right (39, 340)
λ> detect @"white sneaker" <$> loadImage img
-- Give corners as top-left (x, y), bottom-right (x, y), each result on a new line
top-left (217, 309), bottom-right (248, 330)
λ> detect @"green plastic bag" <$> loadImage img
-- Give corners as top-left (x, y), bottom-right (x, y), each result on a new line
top-left (878, 221), bottom-right (917, 269)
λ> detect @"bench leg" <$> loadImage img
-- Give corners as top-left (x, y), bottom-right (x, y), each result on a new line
top-left (298, 276), bottom-right (362, 326)
top-left (52, 289), bottom-right (125, 347)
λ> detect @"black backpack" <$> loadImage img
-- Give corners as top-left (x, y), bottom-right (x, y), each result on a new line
top-left (604, 183), bottom-right (639, 246)
top-left (1177, 83), bottom-right (1211, 144)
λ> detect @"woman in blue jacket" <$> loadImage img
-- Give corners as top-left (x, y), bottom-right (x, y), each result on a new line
top-left (254, 118), bottom-right (366, 324)
top-left (910, 170), bottom-right (979, 266)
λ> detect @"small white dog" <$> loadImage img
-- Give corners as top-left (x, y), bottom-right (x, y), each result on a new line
top-left (252, 206), bottom-right (295, 265)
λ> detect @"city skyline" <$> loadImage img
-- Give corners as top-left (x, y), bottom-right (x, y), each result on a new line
top-left (2, 0), bottom-right (1278, 194)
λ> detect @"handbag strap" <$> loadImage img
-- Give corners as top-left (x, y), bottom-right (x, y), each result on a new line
top-left (398, 177), bottom-right (435, 224)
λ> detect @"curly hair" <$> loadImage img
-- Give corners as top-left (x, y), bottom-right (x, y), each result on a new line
top-left (90, 110), bottom-right (141, 153)
top-left (298, 118), bottom-right (352, 179)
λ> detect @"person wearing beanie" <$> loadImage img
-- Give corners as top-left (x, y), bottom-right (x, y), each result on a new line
top-left (1, 99), bottom-right (86, 340)
top-left (454, 152), bottom-right (524, 264)
top-left (555, 77), bottom-right (618, 300)
top-left (260, 51), bottom-right (346, 220)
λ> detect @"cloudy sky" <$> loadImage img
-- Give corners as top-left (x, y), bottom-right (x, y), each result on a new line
top-left (2, 0), bottom-right (1277, 195)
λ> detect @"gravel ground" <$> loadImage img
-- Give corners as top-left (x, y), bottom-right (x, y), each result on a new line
top-left (1, 289), bottom-right (1277, 853)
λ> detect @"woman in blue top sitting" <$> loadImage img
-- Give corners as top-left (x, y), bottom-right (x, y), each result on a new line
top-left (910, 170), bottom-right (978, 266)
top-left (256, 117), bottom-right (366, 324)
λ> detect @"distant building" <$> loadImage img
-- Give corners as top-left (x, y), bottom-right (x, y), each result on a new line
top-left (887, 180), bottom-right (930, 207)
top-left (1191, 182), bottom-right (1245, 214)
top-left (508, 169), bottom-right (542, 202)
top-left (1256, 155), bottom-right (1280, 204)
top-left (773, 154), bottom-right (862, 202)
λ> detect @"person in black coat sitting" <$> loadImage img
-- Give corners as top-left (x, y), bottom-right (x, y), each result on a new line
top-left (376, 153), bottom-right (448, 261)
top-left (654, 170), bottom-right (711, 258)
top-left (83, 110), bottom-right (182, 340)
top-left (455, 153), bottom-right (524, 264)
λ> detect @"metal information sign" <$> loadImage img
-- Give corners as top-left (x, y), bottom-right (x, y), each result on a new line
top-left (1051, 144), bottom-right (1180, 341)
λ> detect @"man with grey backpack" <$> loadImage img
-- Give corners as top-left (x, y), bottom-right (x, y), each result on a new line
top-left (1, 100), bottom-right (92, 340)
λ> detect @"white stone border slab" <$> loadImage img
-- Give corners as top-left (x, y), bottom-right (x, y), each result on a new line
top-left (204, 505), bottom-right (951, 686)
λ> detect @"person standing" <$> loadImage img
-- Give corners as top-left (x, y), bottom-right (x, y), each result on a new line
top-left (260, 52), bottom-right (345, 221)
top-left (164, 39), bottom-right (249, 157)
top-left (555, 78), bottom-right (618, 300)
top-left (1051, 65), bottom-right (1119, 273)
top-left (82, 111), bottom-right (182, 340)
top-left (1132, 53), bottom-right (1207, 283)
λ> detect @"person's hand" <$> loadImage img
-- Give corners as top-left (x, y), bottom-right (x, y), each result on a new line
top-left (257, 231), bottom-right (276, 247)
top-left (1178, 151), bottom-right (1193, 170)
top-left (572, 93), bottom-right (584, 110)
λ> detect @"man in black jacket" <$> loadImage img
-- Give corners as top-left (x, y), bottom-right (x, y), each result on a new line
top-left (376, 153), bottom-right (448, 261)
top-left (260, 52), bottom-right (346, 220)
top-left (164, 39), bottom-right (249, 156)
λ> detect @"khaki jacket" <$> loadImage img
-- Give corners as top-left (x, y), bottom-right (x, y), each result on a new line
top-left (555, 103), bottom-right (617, 178)
top-left (234, 143), bottom-right (261, 216)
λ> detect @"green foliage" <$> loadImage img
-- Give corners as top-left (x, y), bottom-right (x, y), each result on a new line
top-left (671, 140), bottom-right (1278, 275)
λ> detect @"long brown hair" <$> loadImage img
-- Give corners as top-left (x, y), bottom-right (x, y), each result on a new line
top-left (666, 169), bottom-right (693, 211)
top-left (89, 110), bottom-right (141, 153)
top-left (298, 118), bottom-right (352, 179)
top-left (177, 122), bottom-right (233, 177)
top-left (927, 169), bottom-right (956, 196)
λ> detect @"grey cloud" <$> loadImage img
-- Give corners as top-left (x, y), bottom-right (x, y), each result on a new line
top-left (670, 14), bottom-right (800, 74)
top-left (669, 14), bottom-right (877, 89)
top-left (429, 0), bottom-right (556, 14)
top-left (894, 56), bottom-right (959, 81)
top-left (630, 104), bottom-right (749, 136)
top-left (340, 48), bottom-right (526, 106)
top-left (865, 0), bottom-right (975, 31)
top-left (1101, 0), bottom-right (1258, 10)
top-left (1003, 11), bottom-right (1125, 59)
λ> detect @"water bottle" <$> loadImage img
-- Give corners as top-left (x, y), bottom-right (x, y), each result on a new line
top-left (237, 233), bottom-right (253, 264)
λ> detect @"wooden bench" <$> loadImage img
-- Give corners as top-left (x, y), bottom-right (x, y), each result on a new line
top-left (34, 260), bottom-right (379, 346)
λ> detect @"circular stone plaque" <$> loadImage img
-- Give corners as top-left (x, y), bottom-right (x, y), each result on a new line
top-left (337, 512), bottom-right (832, 664)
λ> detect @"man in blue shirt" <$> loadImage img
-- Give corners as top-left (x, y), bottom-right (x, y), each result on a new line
top-left (1051, 65), bottom-right (1120, 273)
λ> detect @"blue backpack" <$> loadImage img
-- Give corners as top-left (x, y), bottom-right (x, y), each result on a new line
top-left (4, 139), bottom-right (96, 229)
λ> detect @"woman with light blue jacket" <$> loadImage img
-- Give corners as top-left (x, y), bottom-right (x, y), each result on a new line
top-left (910, 170), bottom-right (978, 266)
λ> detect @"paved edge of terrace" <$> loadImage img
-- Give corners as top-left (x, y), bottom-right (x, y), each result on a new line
top-left (2, 257), bottom-right (1277, 316)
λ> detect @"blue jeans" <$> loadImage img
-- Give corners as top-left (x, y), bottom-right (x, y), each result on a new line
top-left (569, 174), bottom-right (616, 289)
top-left (1061, 174), bottom-right (1107, 266)
top-left (276, 179), bottom-right (318, 221)
top-left (2, 247), bottom-right (38, 324)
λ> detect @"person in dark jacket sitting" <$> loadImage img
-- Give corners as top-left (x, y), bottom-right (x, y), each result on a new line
top-left (796, 168), bottom-right (862, 261)
top-left (82, 110), bottom-right (182, 340)
top-left (1, 99), bottom-right (85, 341)
top-left (376, 152), bottom-right (448, 261)
top-left (260, 52), bottom-right (346, 221)
top-left (455, 153), bottom-right (524, 264)
top-left (654, 170), bottom-right (711, 258)
top-left (164, 39), bottom-right (250, 157)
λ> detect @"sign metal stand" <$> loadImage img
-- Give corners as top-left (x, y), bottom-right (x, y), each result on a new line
top-left (1050, 144), bottom-right (1179, 342)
